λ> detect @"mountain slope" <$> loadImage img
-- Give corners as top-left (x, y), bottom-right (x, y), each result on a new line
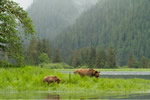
top-left (54, 0), bottom-right (150, 65)
top-left (27, 0), bottom-right (97, 40)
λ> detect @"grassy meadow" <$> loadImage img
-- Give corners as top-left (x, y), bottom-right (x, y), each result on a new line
top-left (0, 66), bottom-right (150, 97)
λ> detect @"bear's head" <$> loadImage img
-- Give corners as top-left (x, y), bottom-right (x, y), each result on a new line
top-left (56, 78), bottom-right (61, 83)
top-left (93, 71), bottom-right (100, 78)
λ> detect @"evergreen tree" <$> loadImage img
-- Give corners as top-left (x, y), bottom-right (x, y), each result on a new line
top-left (37, 39), bottom-right (51, 58)
top-left (53, 49), bottom-right (62, 63)
top-left (128, 53), bottom-right (139, 68)
top-left (71, 50), bottom-right (81, 68)
top-left (87, 47), bottom-right (96, 68)
top-left (80, 47), bottom-right (90, 65)
top-left (26, 38), bottom-right (39, 65)
top-left (54, 0), bottom-right (150, 66)
top-left (26, 38), bottom-right (51, 65)
top-left (27, 0), bottom-right (97, 40)
top-left (96, 48), bottom-right (107, 68)
top-left (107, 47), bottom-right (116, 68)
top-left (141, 56), bottom-right (149, 68)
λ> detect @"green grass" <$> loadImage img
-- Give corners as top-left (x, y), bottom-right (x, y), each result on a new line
top-left (0, 66), bottom-right (150, 98)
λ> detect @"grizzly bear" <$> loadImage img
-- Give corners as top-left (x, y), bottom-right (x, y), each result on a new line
top-left (74, 68), bottom-right (100, 78)
top-left (43, 76), bottom-right (61, 84)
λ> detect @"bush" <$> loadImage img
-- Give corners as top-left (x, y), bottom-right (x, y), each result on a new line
top-left (0, 60), bottom-right (11, 68)
top-left (39, 63), bottom-right (73, 69)
top-left (0, 60), bottom-right (22, 68)
top-left (39, 53), bottom-right (50, 64)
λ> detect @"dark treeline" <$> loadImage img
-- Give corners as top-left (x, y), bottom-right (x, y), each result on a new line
top-left (71, 47), bottom-right (150, 68)
top-left (54, 0), bottom-right (150, 66)
top-left (26, 38), bottom-right (150, 68)
top-left (128, 54), bottom-right (150, 68)
top-left (71, 47), bottom-right (116, 68)
top-left (25, 38), bottom-right (62, 65)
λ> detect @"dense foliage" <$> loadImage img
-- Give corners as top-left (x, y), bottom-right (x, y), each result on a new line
top-left (26, 38), bottom-right (62, 65)
top-left (2, 0), bottom-right (150, 68)
top-left (71, 47), bottom-right (117, 68)
top-left (0, 0), bottom-right (36, 65)
top-left (54, 0), bottom-right (150, 66)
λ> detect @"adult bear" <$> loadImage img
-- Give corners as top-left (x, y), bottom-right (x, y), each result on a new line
top-left (74, 68), bottom-right (100, 78)
top-left (43, 76), bottom-right (61, 84)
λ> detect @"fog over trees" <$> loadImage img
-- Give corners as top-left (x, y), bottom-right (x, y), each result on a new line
top-left (2, 0), bottom-right (150, 68)
top-left (53, 0), bottom-right (150, 67)
top-left (27, 0), bottom-right (98, 40)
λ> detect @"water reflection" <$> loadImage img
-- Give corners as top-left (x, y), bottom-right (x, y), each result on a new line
top-left (79, 93), bottom-right (150, 100)
top-left (0, 92), bottom-right (150, 99)
top-left (101, 75), bottom-right (150, 80)
top-left (46, 94), bottom-right (61, 100)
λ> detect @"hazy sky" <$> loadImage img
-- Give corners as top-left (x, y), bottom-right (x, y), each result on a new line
top-left (12, 0), bottom-right (33, 9)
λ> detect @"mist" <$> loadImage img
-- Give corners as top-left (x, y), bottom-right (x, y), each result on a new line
top-left (27, 0), bottom-right (98, 40)
top-left (12, 0), bottom-right (33, 10)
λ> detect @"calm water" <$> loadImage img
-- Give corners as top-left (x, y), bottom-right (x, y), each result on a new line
top-left (1, 71), bottom-right (150, 99)
top-left (61, 71), bottom-right (150, 80)
top-left (101, 71), bottom-right (150, 80)
top-left (0, 91), bottom-right (150, 99)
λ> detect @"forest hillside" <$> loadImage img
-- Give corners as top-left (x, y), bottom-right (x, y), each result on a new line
top-left (54, 0), bottom-right (150, 66)
top-left (27, 0), bottom-right (98, 40)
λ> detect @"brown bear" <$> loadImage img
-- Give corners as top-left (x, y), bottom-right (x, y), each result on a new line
top-left (74, 68), bottom-right (100, 78)
top-left (43, 76), bottom-right (61, 84)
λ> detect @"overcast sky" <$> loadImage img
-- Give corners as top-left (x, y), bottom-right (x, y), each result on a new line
top-left (12, 0), bottom-right (33, 10)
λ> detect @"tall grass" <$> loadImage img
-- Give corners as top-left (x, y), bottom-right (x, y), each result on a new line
top-left (0, 66), bottom-right (150, 94)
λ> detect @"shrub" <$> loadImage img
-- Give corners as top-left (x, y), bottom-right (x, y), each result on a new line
top-left (0, 60), bottom-right (11, 68)
top-left (39, 63), bottom-right (73, 69)
top-left (39, 53), bottom-right (50, 64)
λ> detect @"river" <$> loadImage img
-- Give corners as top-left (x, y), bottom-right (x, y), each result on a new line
top-left (0, 91), bottom-right (150, 99)
top-left (61, 71), bottom-right (150, 80)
